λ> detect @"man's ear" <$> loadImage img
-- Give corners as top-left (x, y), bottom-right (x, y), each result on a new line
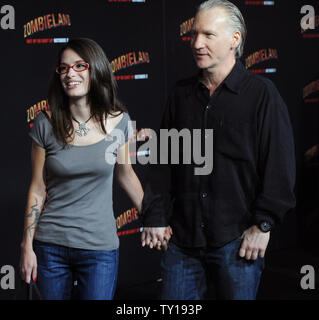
top-left (232, 31), bottom-right (241, 50)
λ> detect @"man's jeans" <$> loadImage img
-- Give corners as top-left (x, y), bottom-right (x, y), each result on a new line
top-left (161, 238), bottom-right (264, 300)
top-left (33, 240), bottom-right (119, 300)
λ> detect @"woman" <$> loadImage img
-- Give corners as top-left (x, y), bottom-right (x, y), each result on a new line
top-left (19, 38), bottom-right (145, 300)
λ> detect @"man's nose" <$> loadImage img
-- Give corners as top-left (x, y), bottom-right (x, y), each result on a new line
top-left (191, 34), bottom-right (204, 50)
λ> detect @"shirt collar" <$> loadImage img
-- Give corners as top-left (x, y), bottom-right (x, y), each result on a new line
top-left (223, 59), bottom-right (246, 94)
top-left (196, 59), bottom-right (247, 95)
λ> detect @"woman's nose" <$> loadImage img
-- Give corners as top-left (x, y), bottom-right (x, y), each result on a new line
top-left (66, 66), bottom-right (76, 77)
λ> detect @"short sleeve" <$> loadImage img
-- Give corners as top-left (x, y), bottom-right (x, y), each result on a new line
top-left (28, 112), bottom-right (47, 148)
top-left (108, 112), bottom-right (134, 148)
top-left (123, 112), bottom-right (134, 144)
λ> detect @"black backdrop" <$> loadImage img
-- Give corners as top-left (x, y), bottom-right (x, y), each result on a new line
top-left (0, 0), bottom-right (319, 300)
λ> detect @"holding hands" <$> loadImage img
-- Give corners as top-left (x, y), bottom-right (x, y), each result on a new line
top-left (141, 226), bottom-right (173, 251)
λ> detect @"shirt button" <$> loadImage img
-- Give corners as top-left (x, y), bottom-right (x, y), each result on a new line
top-left (201, 192), bottom-right (208, 198)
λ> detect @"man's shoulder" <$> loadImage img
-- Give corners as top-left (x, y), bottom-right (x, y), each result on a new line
top-left (244, 71), bottom-right (287, 112)
top-left (244, 70), bottom-right (278, 93)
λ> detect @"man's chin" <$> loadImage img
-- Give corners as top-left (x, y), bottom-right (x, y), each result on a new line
top-left (195, 62), bottom-right (205, 70)
top-left (196, 63), bottom-right (216, 71)
top-left (194, 58), bottom-right (214, 70)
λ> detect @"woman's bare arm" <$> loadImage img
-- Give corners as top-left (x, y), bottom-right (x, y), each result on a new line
top-left (114, 141), bottom-right (143, 212)
top-left (20, 142), bottom-right (47, 283)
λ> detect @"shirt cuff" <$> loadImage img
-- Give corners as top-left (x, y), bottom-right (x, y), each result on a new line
top-left (252, 212), bottom-right (276, 228)
top-left (140, 184), bottom-right (171, 227)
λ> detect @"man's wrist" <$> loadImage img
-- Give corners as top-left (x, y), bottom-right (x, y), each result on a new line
top-left (256, 221), bottom-right (272, 233)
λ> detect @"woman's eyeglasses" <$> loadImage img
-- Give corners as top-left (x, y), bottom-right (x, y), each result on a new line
top-left (56, 62), bottom-right (89, 74)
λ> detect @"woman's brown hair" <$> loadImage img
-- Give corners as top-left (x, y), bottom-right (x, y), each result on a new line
top-left (46, 38), bottom-right (127, 146)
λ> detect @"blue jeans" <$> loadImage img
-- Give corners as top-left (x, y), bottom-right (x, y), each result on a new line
top-left (33, 240), bottom-right (119, 300)
top-left (161, 238), bottom-right (264, 300)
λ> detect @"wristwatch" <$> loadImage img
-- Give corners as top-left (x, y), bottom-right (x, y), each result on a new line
top-left (258, 221), bottom-right (272, 233)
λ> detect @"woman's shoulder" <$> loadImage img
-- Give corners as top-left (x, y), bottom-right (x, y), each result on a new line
top-left (31, 111), bottom-right (53, 136)
top-left (108, 110), bottom-right (131, 124)
top-left (34, 110), bottom-right (52, 123)
top-left (119, 112), bottom-right (132, 127)
top-left (120, 111), bottom-right (130, 122)
top-left (118, 112), bottom-right (133, 141)
top-left (108, 110), bottom-right (126, 119)
top-left (29, 110), bottom-right (53, 148)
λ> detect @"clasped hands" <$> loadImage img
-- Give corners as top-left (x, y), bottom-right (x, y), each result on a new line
top-left (141, 226), bottom-right (173, 251)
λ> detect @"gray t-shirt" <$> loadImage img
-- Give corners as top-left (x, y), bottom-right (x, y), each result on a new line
top-left (29, 111), bottom-right (133, 250)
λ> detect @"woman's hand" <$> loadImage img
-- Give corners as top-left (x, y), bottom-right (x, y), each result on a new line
top-left (141, 226), bottom-right (173, 251)
top-left (20, 243), bottom-right (37, 284)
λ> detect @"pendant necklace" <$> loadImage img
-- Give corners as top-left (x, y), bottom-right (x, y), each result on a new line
top-left (72, 115), bottom-right (93, 137)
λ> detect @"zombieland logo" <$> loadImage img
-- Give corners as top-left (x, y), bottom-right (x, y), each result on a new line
top-left (110, 50), bottom-right (150, 81)
top-left (180, 17), bottom-right (194, 42)
top-left (24, 13), bottom-right (71, 44)
top-left (26, 99), bottom-right (50, 127)
top-left (245, 48), bottom-right (278, 74)
top-left (116, 207), bottom-right (142, 237)
top-left (303, 80), bottom-right (319, 103)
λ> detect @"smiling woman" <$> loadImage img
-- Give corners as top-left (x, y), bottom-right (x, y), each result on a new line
top-left (58, 52), bottom-right (91, 101)
top-left (47, 38), bottom-right (127, 146)
top-left (19, 38), bottom-right (146, 300)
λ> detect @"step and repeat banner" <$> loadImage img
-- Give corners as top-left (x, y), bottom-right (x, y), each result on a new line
top-left (0, 0), bottom-right (318, 299)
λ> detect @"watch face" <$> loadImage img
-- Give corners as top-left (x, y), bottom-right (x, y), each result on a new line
top-left (260, 221), bottom-right (271, 232)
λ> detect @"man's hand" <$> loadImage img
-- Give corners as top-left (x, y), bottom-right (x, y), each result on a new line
top-left (141, 226), bottom-right (173, 251)
top-left (239, 225), bottom-right (270, 260)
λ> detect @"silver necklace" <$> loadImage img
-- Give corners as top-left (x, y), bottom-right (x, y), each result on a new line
top-left (72, 115), bottom-right (93, 137)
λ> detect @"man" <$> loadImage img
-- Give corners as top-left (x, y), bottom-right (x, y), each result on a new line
top-left (141, 0), bottom-right (296, 300)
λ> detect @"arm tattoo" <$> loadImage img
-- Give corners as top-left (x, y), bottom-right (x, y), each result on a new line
top-left (25, 198), bottom-right (41, 238)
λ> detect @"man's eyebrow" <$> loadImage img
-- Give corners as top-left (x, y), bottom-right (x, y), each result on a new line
top-left (190, 29), bottom-right (215, 34)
